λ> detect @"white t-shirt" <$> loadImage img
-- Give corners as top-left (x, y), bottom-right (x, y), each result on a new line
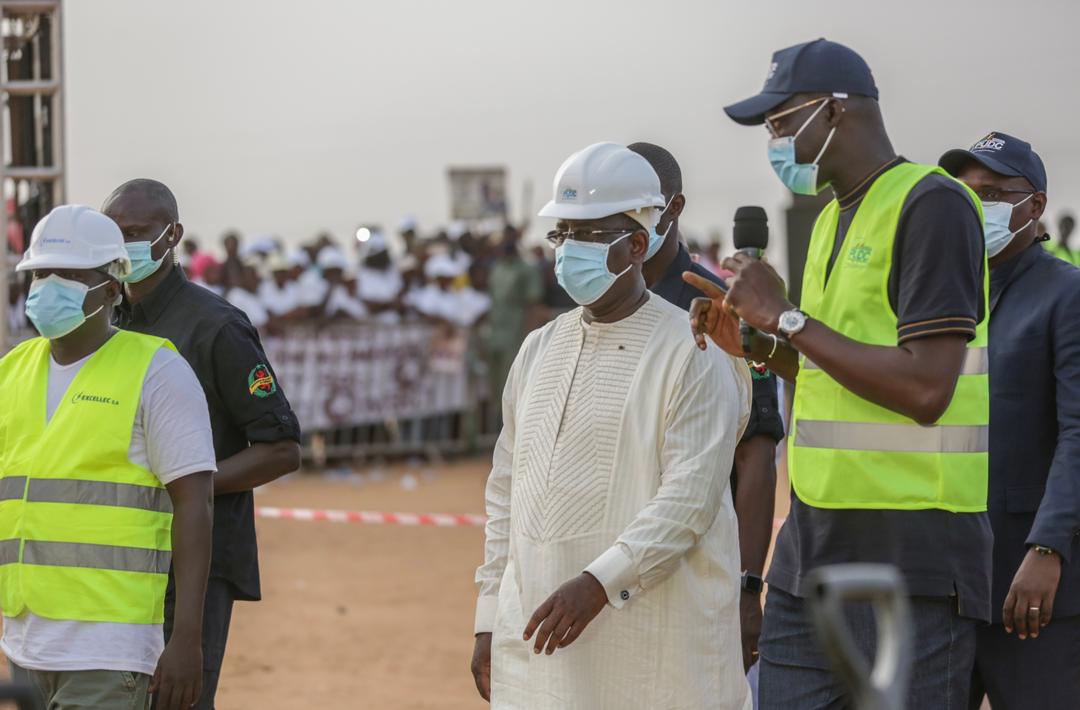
top-left (295, 269), bottom-right (328, 307)
top-left (406, 285), bottom-right (488, 327)
top-left (357, 268), bottom-right (403, 325)
top-left (357, 267), bottom-right (403, 304)
top-left (457, 288), bottom-right (492, 327)
top-left (324, 284), bottom-right (368, 320)
top-left (227, 287), bottom-right (270, 328)
top-left (258, 280), bottom-right (299, 317)
top-left (1, 346), bottom-right (217, 675)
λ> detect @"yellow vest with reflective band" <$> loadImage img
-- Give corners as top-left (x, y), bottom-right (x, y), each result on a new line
top-left (0, 330), bottom-right (177, 624)
top-left (1043, 241), bottom-right (1080, 267)
top-left (790, 163), bottom-right (990, 512)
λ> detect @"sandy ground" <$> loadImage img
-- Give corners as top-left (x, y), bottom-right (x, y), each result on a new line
top-left (211, 458), bottom-right (793, 710)
top-left (221, 461), bottom-right (494, 710)
top-left (0, 457), bottom-right (991, 709)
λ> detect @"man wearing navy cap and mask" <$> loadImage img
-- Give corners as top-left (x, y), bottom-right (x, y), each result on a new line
top-left (940, 133), bottom-right (1080, 709)
top-left (685, 39), bottom-right (991, 708)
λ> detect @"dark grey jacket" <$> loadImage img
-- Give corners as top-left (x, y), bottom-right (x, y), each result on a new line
top-left (988, 243), bottom-right (1080, 622)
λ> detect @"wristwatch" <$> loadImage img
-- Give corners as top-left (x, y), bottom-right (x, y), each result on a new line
top-left (777, 309), bottom-right (809, 337)
top-left (1032, 544), bottom-right (1058, 557)
top-left (741, 571), bottom-right (764, 595)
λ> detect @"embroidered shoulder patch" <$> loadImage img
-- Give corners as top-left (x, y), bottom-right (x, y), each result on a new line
top-left (248, 364), bottom-right (277, 398)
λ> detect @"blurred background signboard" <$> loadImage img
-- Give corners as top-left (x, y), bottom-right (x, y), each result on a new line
top-left (447, 166), bottom-right (507, 223)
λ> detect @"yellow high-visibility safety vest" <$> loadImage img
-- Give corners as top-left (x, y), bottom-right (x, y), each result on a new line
top-left (790, 163), bottom-right (990, 513)
top-left (0, 330), bottom-right (177, 624)
top-left (1043, 241), bottom-right (1080, 267)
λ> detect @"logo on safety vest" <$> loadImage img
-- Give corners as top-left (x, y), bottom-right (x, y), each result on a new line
top-left (847, 243), bottom-right (873, 266)
top-left (972, 133), bottom-right (1005, 152)
top-left (562, 188), bottom-right (578, 201)
top-left (70, 392), bottom-right (120, 406)
top-left (248, 364), bottom-right (277, 398)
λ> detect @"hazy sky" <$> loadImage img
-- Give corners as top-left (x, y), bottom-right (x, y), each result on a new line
top-left (65, 0), bottom-right (1080, 268)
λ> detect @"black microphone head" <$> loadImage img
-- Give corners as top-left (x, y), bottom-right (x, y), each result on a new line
top-left (733, 206), bottom-right (769, 251)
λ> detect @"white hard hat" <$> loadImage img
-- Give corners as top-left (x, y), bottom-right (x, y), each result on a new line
top-left (425, 253), bottom-right (464, 279)
top-left (287, 247), bottom-right (311, 268)
top-left (317, 247), bottom-right (349, 271)
top-left (241, 235), bottom-right (278, 258)
top-left (16, 204), bottom-right (132, 277)
top-left (538, 142), bottom-right (665, 222)
top-left (266, 252), bottom-right (292, 273)
top-left (447, 221), bottom-right (467, 241)
top-left (363, 230), bottom-right (388, 254)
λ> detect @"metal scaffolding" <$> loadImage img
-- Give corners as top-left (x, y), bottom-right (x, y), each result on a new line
top-left (1, 0), bottom-right (65, 353)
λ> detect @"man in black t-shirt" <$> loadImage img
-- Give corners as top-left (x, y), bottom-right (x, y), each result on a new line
top-left (104, 180), bottom-right (302, 710)
top-left (629, 142), bottom-right (784, 672)
top-left (688, 40), bottom-right (991, 709)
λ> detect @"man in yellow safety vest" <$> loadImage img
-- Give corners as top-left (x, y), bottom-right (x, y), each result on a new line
top-left (0, 205), bottom-right (215, 710)
top-left (686, 39), bottom-right (991, 709)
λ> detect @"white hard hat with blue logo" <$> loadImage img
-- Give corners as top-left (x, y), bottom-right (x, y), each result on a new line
top-left (16, 204), bottom-right (132, 277)
top-left (538, 142), bottom-right (665, 222)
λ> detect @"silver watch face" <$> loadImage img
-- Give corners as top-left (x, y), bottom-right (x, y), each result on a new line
top-left (779, 310), bottom-right (806, 334)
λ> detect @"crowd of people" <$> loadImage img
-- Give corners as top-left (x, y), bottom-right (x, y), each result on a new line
top-left (170, 223), bottom-right (545, 331)
top-left (174, 224), bottom-right (730, 333)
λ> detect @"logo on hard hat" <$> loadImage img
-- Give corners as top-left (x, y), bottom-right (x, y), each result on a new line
top-left (561, 188), bottom-right (578, 201)
top-left (972, 133), bottom-right (1005, 152)
top-left (248, 364), bottom-right (277, 398)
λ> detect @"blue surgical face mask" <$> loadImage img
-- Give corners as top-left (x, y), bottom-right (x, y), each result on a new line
top-left (982, 194), bottom-right (1034, 258)
top-left (122, 223), bottom-right (172, 283)
top-left (555, 232), bottom-right (633, 306)
top-left (25, 274), bottom-right (108, 340)
top-left (645, 195), bottom-right (678, 261)
top-left (767, 100), bottom-right (836, 195)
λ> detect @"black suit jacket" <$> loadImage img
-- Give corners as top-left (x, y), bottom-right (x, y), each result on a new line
top-left (988, 243), bottom-right (1080, 622)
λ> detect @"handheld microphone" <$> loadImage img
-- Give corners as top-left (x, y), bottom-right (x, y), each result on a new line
top-left (732, 206), bottom-right (769, 356)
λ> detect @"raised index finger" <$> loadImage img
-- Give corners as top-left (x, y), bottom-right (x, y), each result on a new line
top-left (682, 271), bottom-right (727, 299)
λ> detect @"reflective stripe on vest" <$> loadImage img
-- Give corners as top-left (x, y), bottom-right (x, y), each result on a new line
top-left (22, 540), bottom-right (171, 575)
top-left (790, 162), bottom-right (990, 512)
top-left (0, 540), bottom-right (18, 565)
top-left (25, 479), bottom-right (173, 514)
top-left (0, 330), bottom-right (177, 624)
top-left (795, 420), bottom-right (988, 454)
top-left (0, 478), bottom-right (26, 502)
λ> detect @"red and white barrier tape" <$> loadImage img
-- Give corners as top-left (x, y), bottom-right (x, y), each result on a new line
top-left (256, 506), bottom-right (486, 527)
top-left (257, 506), bottom-right (789, 530)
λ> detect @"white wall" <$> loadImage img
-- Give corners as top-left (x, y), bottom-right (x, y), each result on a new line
top-left (64, 0), bottom-right (1080, 272)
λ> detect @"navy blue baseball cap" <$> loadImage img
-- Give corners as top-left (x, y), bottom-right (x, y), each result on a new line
top-left (939, 132), bottom-right (1047, 193)
top-left (724, 39), bottom-right (879, 126)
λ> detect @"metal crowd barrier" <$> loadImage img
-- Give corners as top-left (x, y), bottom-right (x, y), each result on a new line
top-left (262, 320), bottom-right (500, 464)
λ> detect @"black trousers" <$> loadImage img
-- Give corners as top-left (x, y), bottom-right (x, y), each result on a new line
top-left (969, 615), bottom-right (1080, 709)
top-left (159, 576), bottom-right (236, 710)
